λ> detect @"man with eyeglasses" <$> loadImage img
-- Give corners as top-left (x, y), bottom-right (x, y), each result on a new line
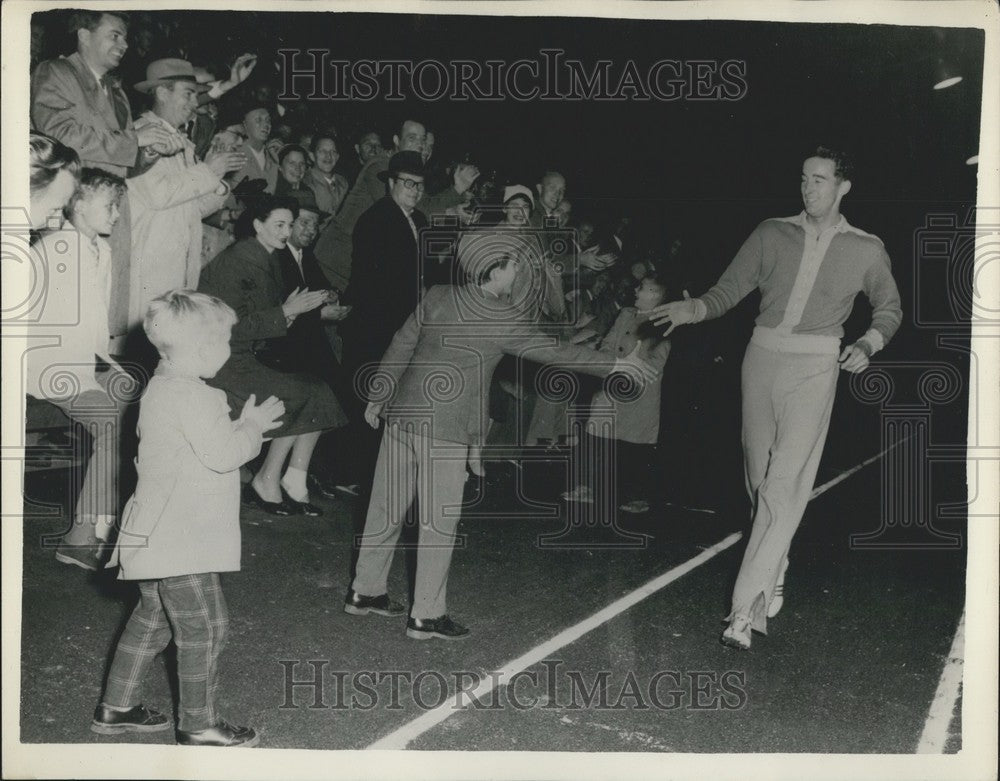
top-left (313, 119), bottom-right (426, 291)
top-left (336, 151), bottom-right (431, 496)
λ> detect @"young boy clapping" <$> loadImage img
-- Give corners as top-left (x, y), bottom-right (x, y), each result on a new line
top-left (92, 290), bottom-right (283, 747)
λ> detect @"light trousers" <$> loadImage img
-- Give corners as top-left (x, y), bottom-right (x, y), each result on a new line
top-left (730, 342), bottom-right (839, 632)
top-left (352, 425), bottom-right (468, 620)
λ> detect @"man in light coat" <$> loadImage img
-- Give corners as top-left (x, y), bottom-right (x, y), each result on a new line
top-left (127, 59), bottom-right (245, 329)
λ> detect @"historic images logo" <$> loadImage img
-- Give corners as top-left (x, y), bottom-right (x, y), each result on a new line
top-left (278, 49), bottom-right (748, 102)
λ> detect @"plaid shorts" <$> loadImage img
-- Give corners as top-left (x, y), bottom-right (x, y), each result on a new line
top-left (102, 572), bottom-right (228, 732)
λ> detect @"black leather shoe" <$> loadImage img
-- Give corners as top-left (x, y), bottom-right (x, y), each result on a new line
top-left (406, 615), bottom-right (470, 640)
top-left (176, 719), bottom-right (259, 747)
top-left (279, 488), bottom-right (323, 517)
top-left (344, 589), bottom-right (406, 616)
top-left (91, 703), bottom-right (172, 734)
top-left (242, 484), bottom-right (293, 517)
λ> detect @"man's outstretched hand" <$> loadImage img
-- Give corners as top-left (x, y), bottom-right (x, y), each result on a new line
top-left (649, 290), bottom-right (698, 337)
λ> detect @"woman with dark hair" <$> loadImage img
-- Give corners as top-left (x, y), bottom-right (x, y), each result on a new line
top-left (198, 195), bottom-right (347, 516)
top-left (29, 131), bottom-right (81, 230)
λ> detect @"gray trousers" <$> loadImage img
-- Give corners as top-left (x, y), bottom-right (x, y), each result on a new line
top-left (730, 342), bottom-right (839, 632)
top-left (352, 426), bottom-right (468, 620)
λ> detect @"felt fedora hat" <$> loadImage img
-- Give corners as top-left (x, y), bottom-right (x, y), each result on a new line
top-left (134, 58), bottom-right (211, 94)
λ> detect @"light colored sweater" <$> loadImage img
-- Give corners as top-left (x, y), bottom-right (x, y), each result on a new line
top-left (697, 212), bottom-right (902, 354)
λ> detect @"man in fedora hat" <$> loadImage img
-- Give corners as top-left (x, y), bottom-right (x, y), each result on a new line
top-left (127, 58), bottom-right (247, 335)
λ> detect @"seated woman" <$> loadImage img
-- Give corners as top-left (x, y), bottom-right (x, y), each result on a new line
top-left (198, 195), bottom-right (347, 516)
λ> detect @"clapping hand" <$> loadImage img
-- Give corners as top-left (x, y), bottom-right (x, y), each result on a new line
top-left (282, 287), bottom-right (329, 320)
top-left (239, 393), bottom-right (285, 433)
top-left (579, 246), bottom-right (618, 271)
top-left (453, 163), bottom-right (481, 195)
top-left (205, 148), bottom-right (247, 177)
top-left (136, 123), bottom-right (173, 149)
top-left (649, 290), bottom-right (698, 337)
top-left (320, 302), bottom-right (352, 321)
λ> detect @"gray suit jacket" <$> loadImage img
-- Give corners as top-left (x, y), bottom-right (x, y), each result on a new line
top-left (31, 52), bottom-right (139, 176)
top-left (373, 284), bottom-right (619, 445)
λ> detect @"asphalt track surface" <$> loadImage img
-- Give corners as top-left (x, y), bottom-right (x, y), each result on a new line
top-left (18, 428), bottom-right (966, 754)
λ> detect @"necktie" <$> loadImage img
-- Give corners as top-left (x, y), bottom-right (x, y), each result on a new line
top-left (101, 76), bottom-right (129, 130)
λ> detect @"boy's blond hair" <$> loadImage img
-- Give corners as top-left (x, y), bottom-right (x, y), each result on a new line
top-left (144, 290), bottom-right (237, 359)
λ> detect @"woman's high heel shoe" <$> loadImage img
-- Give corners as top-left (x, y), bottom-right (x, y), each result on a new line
top-left (280, 487), bottom-right (323, 517)
top-left (242, 483), bottom-right (294, 517)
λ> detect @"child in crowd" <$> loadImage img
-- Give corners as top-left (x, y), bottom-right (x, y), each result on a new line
top-left (91, 291), bottom-right (283, 747)
top-left (562, 273), bottom-right (672, 513)
top-left (27, 168), bottom-right (128, 570)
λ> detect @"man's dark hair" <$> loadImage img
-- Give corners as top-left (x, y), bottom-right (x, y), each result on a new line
top-left (67, 10), bottom-right (130, 35)
top-left (396, 118), bottom-right (424, 138)
top-left (277, 144), bottom-right (308, 166)
top-left (813, 146), bottom-right (854, 182)
top-left (310, 134), bottom-right (337, 156)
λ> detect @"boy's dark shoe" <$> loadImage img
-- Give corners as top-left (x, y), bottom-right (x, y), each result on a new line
top-left (91, 703), bottom-right (172, 734)
top-left (406, 615), bottom-right (470, 640)
top-left (176, 719), bottom-right (260, 747)
top-left (344, 589), bottom-right (405, 617)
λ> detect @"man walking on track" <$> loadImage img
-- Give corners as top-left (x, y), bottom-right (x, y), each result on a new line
top-left (651, 146), bottom-right (902, 650)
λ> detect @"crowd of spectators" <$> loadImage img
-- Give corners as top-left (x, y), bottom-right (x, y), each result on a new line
top-left (28, 9), bottom-right (708, 540)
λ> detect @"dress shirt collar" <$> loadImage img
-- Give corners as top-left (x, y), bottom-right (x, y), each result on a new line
top-left (790, 210), bottom-right (849, 238)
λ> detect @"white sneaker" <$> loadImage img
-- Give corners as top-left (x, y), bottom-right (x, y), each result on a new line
top-left (721, 615), bottom-right (752, 650)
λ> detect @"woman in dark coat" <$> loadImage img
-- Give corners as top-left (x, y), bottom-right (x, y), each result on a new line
top-left (199, 195), bottom-right (346, 515)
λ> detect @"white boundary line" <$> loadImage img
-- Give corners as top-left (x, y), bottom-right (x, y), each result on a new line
top-left (916, 609), bottom-right (966, 753)
top-left (368, 443), bottom-right (903, 750)
top-left (367, 531), bottom-right (743, 750)
top-left (809, 435), bottom-right (911, 500)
